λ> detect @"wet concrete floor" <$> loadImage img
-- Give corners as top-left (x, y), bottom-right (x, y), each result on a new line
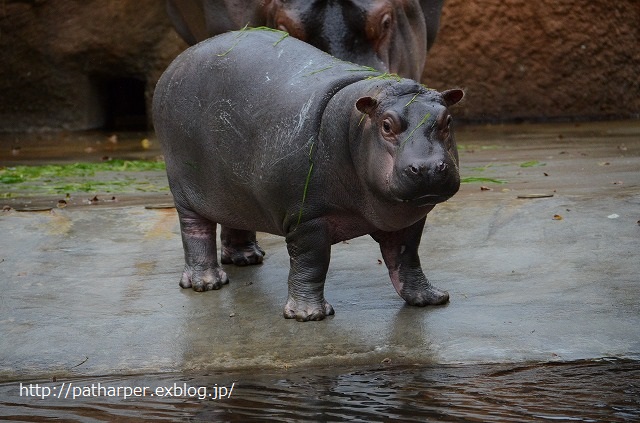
top-left (1, 120), bottom-right (639, 382)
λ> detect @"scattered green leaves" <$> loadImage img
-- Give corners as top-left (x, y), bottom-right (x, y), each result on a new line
top-left (365, 73), bottom-right (402, 82)
top-left (0, 160), bottom-right (168, 195)
top-left (1, 160), bottom-right (165, 181)
top-left (461, 176), bottom-right (508, 184)
top-left (248, 26), bottom-right (286, 34)
top-left (347, 66), bottom-right (378, 73)
top-left (273, 31), bottom-right (289, 46)
top-left (520, 160), bottom-right (546, 168)
top-left (307, 66), bottom-right (334, 76)
top-left (216, 25), bottom-right (250, 57)
top-left (244, 26), bottom-right (290, 46)
top-left (0, 174), bottom-right (26, 184)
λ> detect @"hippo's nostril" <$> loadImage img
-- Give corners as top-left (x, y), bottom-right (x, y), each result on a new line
top-left (436, 160), bottom-right (448, 172)
top-left (406, 161), bottom-right (448, 177)
top-left (407, 164), bottom-right (426, 176)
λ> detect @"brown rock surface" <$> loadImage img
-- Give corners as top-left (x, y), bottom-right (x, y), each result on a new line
top-left (0, 0), bottom-right (638, 132)
top-left (0, 0), bottom-right (186, 131)
top-left (424, 0), bottom-right (640, 122)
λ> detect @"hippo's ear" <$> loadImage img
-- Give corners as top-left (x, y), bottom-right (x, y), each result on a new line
top-left (441, 89), bottom-right (464, 107)
top-left (356, 97), bottom-right (378, 116)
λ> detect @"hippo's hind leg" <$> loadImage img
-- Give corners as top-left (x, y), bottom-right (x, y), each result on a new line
top-left (371, 217), bottom-right (449, 306)
top-left (220, 227), bottom-right (265, 266)
top-left (176, 205), bottom-right (229, 291)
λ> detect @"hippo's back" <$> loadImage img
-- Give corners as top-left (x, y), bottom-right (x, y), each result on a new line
top-left (152, 29), bottom-right (378, 233)
top-left (153, 29), bottom-right (377, 151)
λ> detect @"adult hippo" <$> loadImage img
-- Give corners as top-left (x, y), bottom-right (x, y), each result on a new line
top-left (153, 29), bottom-right (463, 321)
top-left (165, 0), bottom-right (445, 80)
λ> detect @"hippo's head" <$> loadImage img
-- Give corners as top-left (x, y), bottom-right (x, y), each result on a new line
top-left (354, 84), bottom-right (464, 208)
top-left (167, 0), bottom-right (443, 80)
top-left (263, 0), bottom-right (433, 80)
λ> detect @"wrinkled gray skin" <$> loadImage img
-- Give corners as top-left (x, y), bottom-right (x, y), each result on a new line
top-left (153, 30), bottom-right (463, 321)
top-left (166, 0), bottom-right (445, 80)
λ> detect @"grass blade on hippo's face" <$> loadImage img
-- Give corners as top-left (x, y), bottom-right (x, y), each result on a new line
top-left (401, 113), bottom-right (431, 147)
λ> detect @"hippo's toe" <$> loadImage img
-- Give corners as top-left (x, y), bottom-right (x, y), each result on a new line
top-left (221, 242), bottom-right (265, 266)
top-left (402, 284), bottom-right (449, 306)
top-left (283, 298), bottom-right (335, 322)
top-left (180, 266), bottom-right (229, 291)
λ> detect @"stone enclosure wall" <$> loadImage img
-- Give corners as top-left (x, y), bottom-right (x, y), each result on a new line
top-left (0, 0), bottom-right (638, 132)
top-left (425, 0), bottom-right (640, 122)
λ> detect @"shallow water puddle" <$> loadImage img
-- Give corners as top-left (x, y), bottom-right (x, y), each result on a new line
top-left (1, 359), bottom-right (638, 422)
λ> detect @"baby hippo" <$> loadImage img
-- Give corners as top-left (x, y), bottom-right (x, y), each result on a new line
top-left (153, 29), bottom-right (464, 321)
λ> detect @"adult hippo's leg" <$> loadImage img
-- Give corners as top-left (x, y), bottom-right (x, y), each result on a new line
top-left (371, 217), bottom-right (449, 306)
top-left (220, 227), bottom-right (265, 266)
top-left (176, 205), bottom-right (229, 291)
top-left (283, 220), bottom-right (335, 321)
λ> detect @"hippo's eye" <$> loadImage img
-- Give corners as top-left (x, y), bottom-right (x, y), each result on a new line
top-left (446, 115), bottom-right (453, 128)
top-left (382, 119), bottom-right (393, 135)
top-left (380, 13), bottom-right (392, 33)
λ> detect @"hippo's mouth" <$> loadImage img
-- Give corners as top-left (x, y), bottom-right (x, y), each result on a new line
top-left (398, 194), bottom-right (451, 207)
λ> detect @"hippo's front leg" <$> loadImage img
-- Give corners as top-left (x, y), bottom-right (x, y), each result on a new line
top-left (176, 206), bottom-right (229, 292)
top-left (283, 220), bottom-right (335, 321)
top-left (371, 217), bottom-right (449, 306)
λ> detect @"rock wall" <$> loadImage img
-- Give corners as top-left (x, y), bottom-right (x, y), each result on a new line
top-left (0, 0), bottom-right (186, 131)
top-left (425, 0), bottom-right (640, 122)
top-left (0, 0), bottom-right (638, 132)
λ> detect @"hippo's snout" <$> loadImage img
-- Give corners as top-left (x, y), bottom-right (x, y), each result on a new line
top-left (405, 159), bottom-right (449, 177)
top-left (393, 156), bottom-right (460, 206)
top-left (402, 156), bottom-right (458, 188)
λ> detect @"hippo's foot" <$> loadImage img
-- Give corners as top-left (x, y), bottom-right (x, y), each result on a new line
top-left (220, 242), bottom-right (265, 266)
top-left (283, 298), bottom-right (335, 322)
top-left (179, 266), bottom-right (229, 292)
top-left (401, 281), bottom-right (449, 306)
top-left (220, 227), bottom-right (265, 266)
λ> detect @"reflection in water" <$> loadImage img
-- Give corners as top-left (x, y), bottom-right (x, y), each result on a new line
top-left (1, 359), bottom-right (638, 422)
